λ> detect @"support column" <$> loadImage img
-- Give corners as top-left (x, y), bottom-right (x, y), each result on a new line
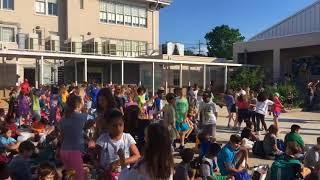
top-left (188, 65), bottom-right (191, 86)
top-left (224, 66), bottom-right (228, 92)
top-left (84, 58), bottom-right (87, 82)
top-left (121, 60), bottom-right (124, 85)
top-left (109, 63), bottom-right (113, 85)
top-left (40, 56), bottom-right (44, 85)
top-left (139, 64), bottom-right (142, 86)
top-left (152, 62), bottom-right (155, 96)
top-left (74, 60), bottom-right (78, 86)
top-left (203, 64), bottom-right (206, 90)
top-left (35, 59), bottom-right (39, 89)
top-left (16, 57), bottom-right (19, 86)
top-left (165, 64), bottom-right (168, 94)
top-left (209, 66), bottom-right (211, 83)
top-left (273, 49), bottom-right (280, 82)
top-left (53, 59), bottom-right (56, 84)
top-left (179, 64), bottom-right (183, 88)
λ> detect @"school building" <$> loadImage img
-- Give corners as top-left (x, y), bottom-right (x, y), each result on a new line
top-left (0, 0), bottom-right (252, 96)
top-left (233, 0), bottom-right (320, 83)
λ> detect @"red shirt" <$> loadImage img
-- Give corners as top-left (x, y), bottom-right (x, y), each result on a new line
top-left (7, 122), bottom-right (18, 137)
top-left (20, 81), bottom-right (30, 94)
top-left (236, 101), bottom-right (249, 109)
top-left (273, 97), bottom-right (283, 113)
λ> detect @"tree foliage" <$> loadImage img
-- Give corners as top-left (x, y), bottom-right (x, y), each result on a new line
top-left (205, 25), bottom-right (245, 59)
top-left (229, 67), bottom-right (265, 90)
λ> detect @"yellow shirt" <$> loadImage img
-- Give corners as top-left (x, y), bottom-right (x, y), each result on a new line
top-left (61, 91), bottom-right (69, 103)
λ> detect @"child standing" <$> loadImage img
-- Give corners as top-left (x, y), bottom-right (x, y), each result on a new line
top-left (255, 92), bottom-right (274, 132)
top-left (175, 88), bottom-right (190, 149)
top-left (199, 91), bottom-right (218, 138)
top-left (163, 93), bottom-right (178, 148)
top-left (236, 94), bottom-right (249, 131)
top-left (17, 91), bottom-right (30, 126)
top-left (96, 109), bottom-right (140, 179)
top-left (272, 92), bottom-right (284, 129)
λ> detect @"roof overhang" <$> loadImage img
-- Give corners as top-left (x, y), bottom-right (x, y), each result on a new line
top-left (0, 49), bottom-right (257, 67)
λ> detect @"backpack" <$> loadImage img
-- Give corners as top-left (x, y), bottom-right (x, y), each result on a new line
top-left (253, 140), bottom-right (265, 157)
top-left (270, 155), bottom-right (302, 180)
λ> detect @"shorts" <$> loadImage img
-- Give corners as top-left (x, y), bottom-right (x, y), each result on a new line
top-left (228, 104), bottom-right (237, 113)
top-left (176, 122), bottom-right (190, 132)
top-left (273, 112), bottom-right (281, 117)
top-left (201, 124), bottom-right (216, 138)
top-left (238, 109), bottom-right (249, 123)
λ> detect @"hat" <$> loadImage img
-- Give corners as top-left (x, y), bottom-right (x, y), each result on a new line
top-left (239, 90), bottom-right (246, 96)
top-left (274, 92), bottom-right (280, 97)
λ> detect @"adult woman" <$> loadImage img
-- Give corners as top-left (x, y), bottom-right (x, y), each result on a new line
top-left (120, 123), bottom-right (174, 180)
top-left (58, 95), bottom-right (87, 180)
top-left (95, 88), bottom-right (116, 137)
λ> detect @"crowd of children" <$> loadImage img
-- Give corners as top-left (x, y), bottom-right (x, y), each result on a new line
top-left (0, 79), bottom-right (319, 180)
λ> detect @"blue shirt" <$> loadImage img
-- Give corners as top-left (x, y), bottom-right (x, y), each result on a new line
top-left (224, 95), bottom-right (235, 107)
top-left (217, 143), bottom-right (236, 176)
top-left (0, 136), bottom-right (16, 145)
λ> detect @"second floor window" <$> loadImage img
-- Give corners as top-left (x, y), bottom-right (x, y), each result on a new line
top-left (35, 0), bottom-right (57, 16)
top-left (0, 26), bottom-right (15, 42)
top-left (48, 0), bottom-right (58, 15)
top-left (35, 0), bottom-right (46, 14)
top-left (2, 0), bottom-right (14, 10)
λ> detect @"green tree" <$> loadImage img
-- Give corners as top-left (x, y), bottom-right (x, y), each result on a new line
top-left (205, 25), bottom-right (245, 59)
top-left (229, 67), bottom-right (265, 90)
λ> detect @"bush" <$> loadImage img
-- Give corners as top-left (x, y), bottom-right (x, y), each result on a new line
top-left (264, 83), bottom-right (303, 108)
top-left (229, 67), bottom-right (265, 90)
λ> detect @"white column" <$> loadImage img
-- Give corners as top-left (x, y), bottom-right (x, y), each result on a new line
top-left (16, 57), bottom-right (19, 86)
top-left (139, 64), bottom-right (142, 86)
top-left (84, 58), bottom-right (88, 82)
top-left (165, 64), bottom-right (168, 94)
top-left (35, 59), bottom-right (39, 88)
top-left (152, 62), bottom-right (155, 96)
top-left (40, 56), bottom-right (44, 85)
top-left (273, 49), bottom-right (280, 82)
top-left (53, 59), bottom-right (56, 84)
top-left (121, 60), bottom-right (124, 85)
top-left (188, 65), bottom-right (191, 86)
top-left (179, 63), bottom-right (183, 88)
top-left (74, 60), bottom-right (78, 86)
top-left (209, 66), bottom-right (211, 83)
top-left (109, 63), bottom-right (113, 85)
top-left (203, 64), bottom-right (206, 90)
top-left (224, 66), bottom-right (228, 92)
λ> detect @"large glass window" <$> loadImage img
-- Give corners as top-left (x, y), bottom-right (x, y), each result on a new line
top-left (132, 41), bottom-right (139, 57)
top-left (3, 0), bottom-right (14, 10)
top-left (100, 1), bottom-right (147, 28)
top-left (107, 2), bottom-right (116, 24)
top-left (0, 27), bottom-right (14, 42)
top-left (116, 4), bottom-right (124, 24)
top-left (48, 0), bottom-right (58, 16)
top-left (139, 42), bottom-right (147, 55)
top-left (35, 0), bottom-right (46, 14)
top-left (116, 40), bottom-right (123, 56)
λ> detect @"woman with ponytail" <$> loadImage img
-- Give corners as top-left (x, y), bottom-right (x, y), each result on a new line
top-left (58, 95), bottom-right (87, 180)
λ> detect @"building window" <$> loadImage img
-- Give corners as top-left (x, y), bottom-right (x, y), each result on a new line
top-left (116, 40), bottom-right (123, 56)
top-left (116, 4), bottom-right (124, 24)
top-left (0, 27), bottom-right (15, 42)
top-left (80, 35), bottom-right (84, 42)
top-left (124, 5), bottom-right (131, 26)
top-left (124, 40), bottom-right (131, 57)
top-left (132, 41), bottom-right (138, 57)
top-left (100, 0), bottom-right (107, 22)
top-left (2, 0), bottom-right (14, 10)
top-left (35, 0), bottom-right (46, 14)
top-left (139, 42), bottom-right (147, 55)
top-left (139, 8), bottom-right (147, 27)
top-left (99, 1), bottom-right (147, 28)
top-left (48, 0), bottom-right (58, 16)
top-left (80, 0), bottom-right (84, 9)
top-left (131, 7), bottom-right (139, 27)
top-left (107, 2), bottom-right (116, 24)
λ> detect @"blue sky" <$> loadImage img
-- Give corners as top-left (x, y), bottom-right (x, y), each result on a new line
top-left (160, 0), bottom-right (318, 47)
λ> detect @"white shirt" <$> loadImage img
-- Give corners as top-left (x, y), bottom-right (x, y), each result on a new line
top-left (255, 100), bottom-right (274, 115)
top-left (97, 133), bottom-right (136, 168)
top-left (199, 101), bottom-right (217, 125)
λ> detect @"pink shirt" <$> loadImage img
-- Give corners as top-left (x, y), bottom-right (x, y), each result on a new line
top-left (273, 97), bottom-right (283, 113)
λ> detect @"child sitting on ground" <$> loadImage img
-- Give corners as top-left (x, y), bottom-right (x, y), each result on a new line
top-left (37, 161), bottom-right (59, 180)
top-left (5, 115), bottom-right (22, 139)
top-left (95, 109), bottom-right (141, 179)
top-left (0, 126), bottom-right (21, 152)
top-left (8, 141), bottom-right (35, 180)
top-left (174, 148), bottom-right (195, 180)
top-left (241, 121), bottom-right (258, 149)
